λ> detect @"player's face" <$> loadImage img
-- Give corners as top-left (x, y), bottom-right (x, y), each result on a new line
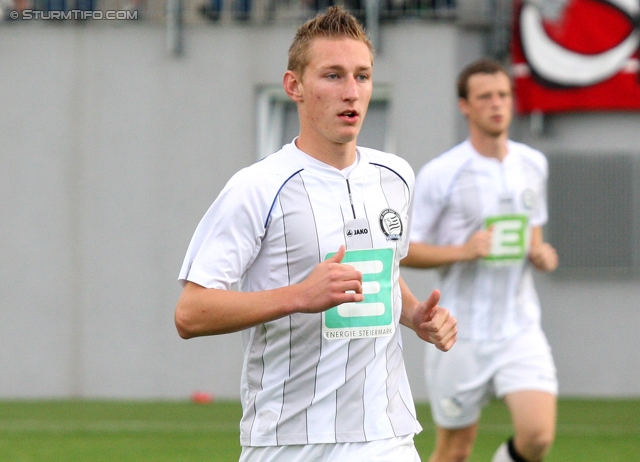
top-left (295, 37), bottom-right (373, 147)
top-left (459, 71), bottom-right (513, 138)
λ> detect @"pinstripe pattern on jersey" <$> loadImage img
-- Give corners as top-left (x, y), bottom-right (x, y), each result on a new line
top-left (335, 338), bottom-right (372, 441)
top-left (241, 171), bottom-right (327, 445)
top-left (275, 173), bottom-right (323, 445)
top-left (264, 169), bottom-right (304, 229)
top-left (181, 143), bottom-right (420, 447)
top-left (384, 329), bottom-right (419, 434)
top-left (369, 162), bottom-right (410, 191)
top-left (370, 162), bottom-right (418, 433)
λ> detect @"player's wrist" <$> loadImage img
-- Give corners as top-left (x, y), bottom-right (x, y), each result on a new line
top-left (459, 244), bottom-right (476, 262)
top-left (280, 284), bottom-right (307, 315)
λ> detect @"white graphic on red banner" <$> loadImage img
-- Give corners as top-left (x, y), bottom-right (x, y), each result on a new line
top-left (512, 0), bottom-right (640, 113)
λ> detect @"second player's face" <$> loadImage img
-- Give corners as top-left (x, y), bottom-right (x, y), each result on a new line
top-left (460, 71), bottom-right (513, 138)
top-left (297, 37), bottom-right (373, 146)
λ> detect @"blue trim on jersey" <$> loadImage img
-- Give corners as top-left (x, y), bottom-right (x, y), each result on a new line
top-left (264, 169), bottom-right (305, 229)
top-left (369, 162), bottom-right (410, 190)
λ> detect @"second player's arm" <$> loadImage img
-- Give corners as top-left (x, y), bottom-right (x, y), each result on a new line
top-left (401, 229), bottom-right (493, 268)
top-left (528, 226), bottom-right (559, 272)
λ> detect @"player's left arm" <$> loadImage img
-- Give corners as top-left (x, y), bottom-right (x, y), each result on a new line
top-left (399, 277), bottom-right (457, 351)
top-left (528, 226), bottom-right (559, 272)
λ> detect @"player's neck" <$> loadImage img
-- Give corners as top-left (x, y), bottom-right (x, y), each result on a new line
top-left (469, 130), bottom-right (509, 161)
top-left (295, 135), bottom-right (357, 170)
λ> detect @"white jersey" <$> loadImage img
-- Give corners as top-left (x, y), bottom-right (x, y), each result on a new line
top-left (410, 139), bottom-right (548, 341)
top-left (179, 141), bottom-right (420, 446)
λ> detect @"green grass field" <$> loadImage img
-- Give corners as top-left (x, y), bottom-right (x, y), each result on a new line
top-left (1, 399), bottom-right (638, 461)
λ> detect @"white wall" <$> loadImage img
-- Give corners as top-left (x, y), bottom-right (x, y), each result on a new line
top-left (1, 21), bottom-right (638, 400)
top-left (512, 113), bottom-right (640, 397)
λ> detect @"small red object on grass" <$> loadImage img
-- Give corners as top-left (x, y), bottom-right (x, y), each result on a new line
top-left (191, 391), bottom-right (214, 404)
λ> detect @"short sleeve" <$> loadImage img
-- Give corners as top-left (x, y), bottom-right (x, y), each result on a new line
top-left (409, 161), bottom-right (446, 244)
top-left (178, 169), bottom-right (268, 289)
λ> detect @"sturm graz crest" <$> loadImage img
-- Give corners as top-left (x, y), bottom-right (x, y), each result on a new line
top-left (379, 208), bottom-right (403, 241)
top-left (521, 188), bottom-right (537, 210)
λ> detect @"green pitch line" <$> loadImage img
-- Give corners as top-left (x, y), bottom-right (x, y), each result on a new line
top-left (0, 420), bottom-right (240, 433)
top-left (0, 399), bottom-right (638, 461)
top-left (415, 398), bottom-right (640, 462)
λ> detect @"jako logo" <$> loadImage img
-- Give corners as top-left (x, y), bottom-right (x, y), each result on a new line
top-left (347, 229), bottom-right (369, 236)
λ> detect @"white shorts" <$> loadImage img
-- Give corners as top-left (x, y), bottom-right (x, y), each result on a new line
top-left (238, 434), bottom-right (420, 462)
top-left (425, 325), bottom-right (558, 429)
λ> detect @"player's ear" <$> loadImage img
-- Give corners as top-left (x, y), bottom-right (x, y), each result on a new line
top-left (283, 70), bottom-right (303, 102)
top-left (458, 97), bottom-right (469, 117)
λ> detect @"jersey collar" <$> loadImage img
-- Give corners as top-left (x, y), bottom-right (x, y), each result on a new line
top-left (285, 138), bottom-right (370, 179)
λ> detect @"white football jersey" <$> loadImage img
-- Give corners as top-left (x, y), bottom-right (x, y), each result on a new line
top-left (179, 141), bottom-right (421, 446)
top-left (411, 139), bottom-right (549, 341)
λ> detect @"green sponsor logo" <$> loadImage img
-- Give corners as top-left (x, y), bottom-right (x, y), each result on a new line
top-left (324, 248), bottom-right (394, 329)
top-left (484, 214), bottom-right (529, 262)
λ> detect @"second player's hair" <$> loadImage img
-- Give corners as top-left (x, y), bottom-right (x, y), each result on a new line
top-left (287, 6), bottom-right (374, 77)
top-left (457, 58), bottom-right (513, 100)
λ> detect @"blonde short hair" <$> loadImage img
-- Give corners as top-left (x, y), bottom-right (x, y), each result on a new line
top-left (287, 6), bottom-right (374, 77)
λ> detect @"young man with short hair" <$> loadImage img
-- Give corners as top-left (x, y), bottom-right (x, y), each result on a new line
top-left (402, 58), bottom-right (558, 462)
top-left (175, 7), bottom-right (457, 461)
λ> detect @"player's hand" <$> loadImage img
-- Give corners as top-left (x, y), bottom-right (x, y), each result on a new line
top-left (462, 229), bottom-right (492, 261)
top-left (295, 246), bottom-right (364, 314)
top-left (411, 289), bottom-right (457, 351)
top-left (529, 242), bottom-right (558, 272)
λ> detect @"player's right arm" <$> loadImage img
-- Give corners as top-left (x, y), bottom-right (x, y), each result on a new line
top-left (406, 152), bottom-right (493, 269)
top-left (175, 246), bottom-right (363, 338)
top-left (401, 230), bottom-right (492, 269)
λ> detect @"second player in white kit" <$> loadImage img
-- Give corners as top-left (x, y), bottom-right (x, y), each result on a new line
top-left (403, 58), bottom-right (559, 462)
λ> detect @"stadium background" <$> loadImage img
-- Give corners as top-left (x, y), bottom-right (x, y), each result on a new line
top-left (1, 0), bottom-right (639, 403)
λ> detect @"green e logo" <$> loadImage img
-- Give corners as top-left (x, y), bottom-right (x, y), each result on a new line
top-left (484, 214), bottom-right (529, 262)
top-left (322, 248), bottom-right (395, 339)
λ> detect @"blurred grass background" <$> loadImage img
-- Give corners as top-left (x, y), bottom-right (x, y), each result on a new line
top-left (0, 399), bottom-right (638, 461)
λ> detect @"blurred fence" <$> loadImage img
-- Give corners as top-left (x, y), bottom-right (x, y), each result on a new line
top-left (1, 0), bottom-right (511, 57)
top-left (1, 0), bottom-right (464, 25)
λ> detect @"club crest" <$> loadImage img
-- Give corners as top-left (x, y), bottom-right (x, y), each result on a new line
top-left (379, 208), bottom-right (403, 241)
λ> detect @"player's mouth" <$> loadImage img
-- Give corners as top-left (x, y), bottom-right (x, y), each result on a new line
top-left (339, 110), bottom-right (359, 123)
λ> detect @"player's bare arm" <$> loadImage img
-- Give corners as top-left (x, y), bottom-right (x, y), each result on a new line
top-left (175, 245), bottom-right (363, 338)
top-left (528, 226), bottom-right (558, 272)
top-left (399, 278), bottom-right (457, 351)
top-left (401, 229), bottom-right (492, 269)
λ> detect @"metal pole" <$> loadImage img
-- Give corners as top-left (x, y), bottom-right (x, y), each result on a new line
top-left (365, 0), bottom-right (380, 52)
top-left (489, 0), bottom-right (511, 60)
top-left (166, 0), bottom-right (183, 56)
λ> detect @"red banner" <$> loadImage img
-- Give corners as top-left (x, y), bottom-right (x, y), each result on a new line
top-left (511, 0), bottom-right (640, 114)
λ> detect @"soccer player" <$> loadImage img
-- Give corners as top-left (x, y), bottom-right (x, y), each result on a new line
top-left (402, 58), bottom-right (558, 462)
top-left (174, 6), bottom-right (457, 461)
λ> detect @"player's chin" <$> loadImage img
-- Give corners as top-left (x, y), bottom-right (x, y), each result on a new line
top-left (334, 126), bottom-right (360, 143)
